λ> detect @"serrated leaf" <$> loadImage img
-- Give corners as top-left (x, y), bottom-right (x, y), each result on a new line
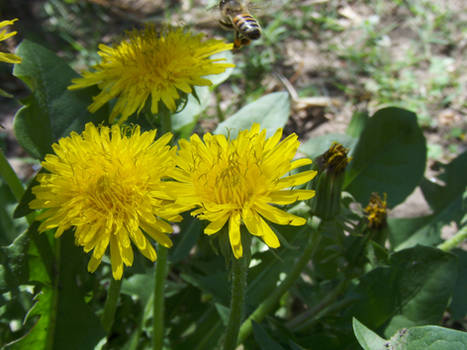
top-left (344, 107), bottom-right (426, 208)
top-left (0, 230), bottom-right (30, 292)
top-left (214, 92), bottom-right (290, 138)
top-left (6, 232), bottom-right (105, 350)
top-left (13, 40), bottom-right (107, 159)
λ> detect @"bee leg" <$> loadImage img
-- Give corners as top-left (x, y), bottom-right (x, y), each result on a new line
top-left (219, 18), bottom-right (234, 31)
top-left (233, 31), bottom-right (250, 50)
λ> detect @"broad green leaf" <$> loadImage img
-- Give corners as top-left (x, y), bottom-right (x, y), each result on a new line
top-left (252, 321), bottom-right (286, 350)
top-left (299, 133), bottom-right (357, 160)
top-left (390, 325), bottom-right (467, 350)
top-left (388, 215), bottom-right (443, 251)
top-left (346, 111), bottom-right (369, 138)
top-left (420, 151), bottom-right (467, 221)
top-left (344, 245), bottom-right (457, 337)
top-left (344, 107), bottom-right (426, 208)
top-left (354, 320), bottom-right (467, 350)
top-left (214, 92), bottom-right (290, 138)
top-left (13, 40), bottom-right (107, 159)
top-left (449, 249), bottom-right (467, 320)
top-left (352, 318), bottom-right (387, 350)
top-left (7, 232), bottom-right (105, 350)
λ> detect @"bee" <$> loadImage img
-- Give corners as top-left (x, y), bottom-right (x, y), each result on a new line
top-left (218, 0), bottom-right (261, 49)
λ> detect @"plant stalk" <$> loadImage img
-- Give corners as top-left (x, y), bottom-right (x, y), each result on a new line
top-left (153, 245), bottom-right (169, 350)
top-left (101, 278), bottom-right (122, 334)
top-left (438, 225), bottom-right (467, 252)
top-left (223, 234), bottom-right (251, 350)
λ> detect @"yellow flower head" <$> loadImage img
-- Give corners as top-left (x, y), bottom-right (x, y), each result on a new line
top-left (68, 26), bottom-right (234, 123)
top-left (0, 18), bottom-right (22, 64)
top-left (170, 124), bottom-right (317, 258)
top-left (30, 123), bottom-right (182, 280)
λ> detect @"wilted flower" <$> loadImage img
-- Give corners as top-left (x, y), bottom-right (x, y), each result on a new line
top-left (0, 19), bottom-right (21, 64)
top-left (169, 124), bottom-right (317, 258)
top-left (68, 26), bottom-right (234, 123)
top-left (364, 192), bottom-right (388, 229)
top-left (30, 123), bottom-right (182, 279)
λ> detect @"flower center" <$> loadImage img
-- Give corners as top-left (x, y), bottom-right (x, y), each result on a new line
top-left (195, 150), bottom-right (266, 208)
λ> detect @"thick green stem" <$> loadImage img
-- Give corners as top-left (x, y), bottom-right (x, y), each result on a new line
top-left (159, 106), bottom-right (172, 136)
top-left (101, 278), bottom-right (122, 334)
top-left (223, 234), bottom-right (251, 350)
top-left (153, 245), bottom-right (169, 350)
top-left (237, 229), bottom-right (320, 345)
top-left (438, 225), bottom-right (467, 252)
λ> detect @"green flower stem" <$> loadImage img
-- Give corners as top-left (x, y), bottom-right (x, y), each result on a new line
top-left (101, 278), bottom-right (122, 334)
top-left (237, 229), bottom-right (321, 345)
top-left (159, 105), bottom-right (173, 136)
top-left (0, 149), bottom-right (33, 224)
top-left (223, 234), bottom-right (251, 350)
top-left (153, 245), bottom-right (169, 350)
top-left (438, 225), bottom-right (467, 252)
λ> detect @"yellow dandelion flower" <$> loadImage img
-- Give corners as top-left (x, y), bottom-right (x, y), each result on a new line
top-left (170, 124), bottom-right (318, 258)
top-left (30, 123), bottom-right (182, 280)
top-left (0, 19), bottom-right (21, 64)
top-left (68, 26), bottom-right (234, 123)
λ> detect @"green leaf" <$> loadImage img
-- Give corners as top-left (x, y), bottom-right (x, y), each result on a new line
top-left (214, 92), bottom-right (290, 138)
top-left (252, 321), bottom-right (286, 350)
top-left (345, 245), bottom-right (457, 337)
top-left (346, 110), bottom-right (369, 138)
top-left (392, 325), bottom-right (467, 350)
top-left (13, 40), bottom-right (107, 159)
top-left (7, 232), bottom-right (105, 350)
top-left (0, 230), bottom-right (30, 293)
top-left (354, 320), bottom-right (467, 350)
top-left (344, 107), bottom-right (426, 208)
top-left (388, 215), bottom-right (443, 251)
top-left (299, 133), bottom-right (357, 160)
top-left (352, 318), bottom-right (387, 350)
top-left (449, 249), bottom-right (467, 321)
top-left (169, 215), bottom-right (202, 264)
top-left (13, 172), bottom-right (40, 219)
top-left (420, 151), bottom-right (467, 220)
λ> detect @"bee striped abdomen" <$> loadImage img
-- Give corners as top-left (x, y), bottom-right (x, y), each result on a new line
top-left (232, 13), bottom-right (261, 40)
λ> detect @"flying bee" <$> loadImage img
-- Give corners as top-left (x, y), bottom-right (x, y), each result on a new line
top-left (218, 0), bottom-right (261, 50)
